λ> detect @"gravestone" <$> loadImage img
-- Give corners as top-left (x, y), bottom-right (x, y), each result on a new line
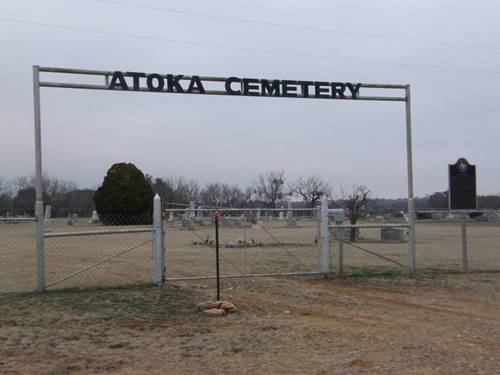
top-left (182, 211), bottom-right (193, 230)
top-left (66, 213), bottom-right (74, 225)
top-left (44, 205), bottom-right (51, 222)
top-left (328, 209), bottom-right (344, 223)
top-left (245, 211), bottom-right (257, 224)
top-left (381, 228), bottom-right (404, 243)
top-left (256, 209), bottom-right (261, 219)
top-left (189, 201), bottom-right (196, 219)
top-left (486, 212), bottom-right (499, 221)
top-left (278, 211), bottom-right (284, 220)
top-left (90, 210), bottom-right (100, 223)
top-left (168, 211), bottom-right (174, 222)
top-left (332, 227), bottom-right (359, 241)
top-left (431, 212), bottom-right (444, 220)
top-left (286, 201), bottom-right (297, 227)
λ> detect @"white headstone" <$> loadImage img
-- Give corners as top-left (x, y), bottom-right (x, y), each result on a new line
top-left (286, 200), bottom-right (296, 227)
top-left (189, 201), bottom-right (196, 219)
top-left (286, 200), bottom-right (293, 219)
top-left (182, 210), bottom-right (193, 229)
top-left (90, 210), bottom-right (99, 223)
top-left (44, 205), bottom-right (52, 222)
top-left (168, 211), bottom-right (174, 222)
top-left (278, 211), bottom-right (284, 220)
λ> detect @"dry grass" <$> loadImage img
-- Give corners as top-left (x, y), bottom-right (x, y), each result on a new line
top-left (1, 218), bottom-right (500, 293)
top-left (1, 217), bottom-right (500, 373)
top-left (1, 272), bottom-right (499, 374)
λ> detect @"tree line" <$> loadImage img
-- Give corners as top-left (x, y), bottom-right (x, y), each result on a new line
top-left (1, 167), bottom-right (499, 217)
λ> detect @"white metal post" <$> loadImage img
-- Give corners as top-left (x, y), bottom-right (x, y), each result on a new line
top-left (33, 65), bottom-right (45, 292)
top-left (319, 196), bottom-right (331, 274)
top-left (153, 194), bottom-right (165, 284)
top-left (405, 85), bottom-right (416, 274)
top-left (336, 229), bottom-right (344, 275)
top-left (461, 214), bottom-right (468, 272)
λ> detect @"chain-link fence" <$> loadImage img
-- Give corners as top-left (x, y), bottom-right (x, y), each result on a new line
top-left (328, 211), bottom-right (500, 275)
top-left (329, 223), bottom-right (411, 276)
top-left (0, 210), bottom-right (161, 293)
top-left (164, 208), bottom-right (321, 280)
top-left (415, 211), bottom-right (500, 272)
top-left (0, 217), bottom-right (37, 292)
top-left (44, 214), bottom-right (155, 290)
top-left (2, 206), bottom-right (500, 294)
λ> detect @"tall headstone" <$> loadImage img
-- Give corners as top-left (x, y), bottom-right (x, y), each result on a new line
top-left (168, 211), bottom-right (174, 222)
top-left (90, 210), bottom-right (100, 223)
top-left (189, 201), bottom-right (196, 219)
top-left (182, 210), bottom-right (193, 230)
top-left (67, 213), bottom-right (74, 225)
top-left (44, 205), bottom-right (52, 222)
top-left (256, 209), bottom-right (261, 219)
top-left (286, 200), bottom-right (297, 227)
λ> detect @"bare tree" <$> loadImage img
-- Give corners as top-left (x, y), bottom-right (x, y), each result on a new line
top-left (200, 183), bottom-right (248, 208)
top-left (0, 178), bottom-right (13, 212)
top-left (14, 174), bottom-right (77, 197)
top-left (289, 175), bottom-right (331, 208)
top-left (342, 185), bottom-right (370, 241)
top-left (254, 171), bottom-right (285, 209)
top-left (152, 176), bottom-right (200, 206)
top-left (0, 178), bottom-right (10, 195)
top-left (12, 174), bottom-right (79, 215)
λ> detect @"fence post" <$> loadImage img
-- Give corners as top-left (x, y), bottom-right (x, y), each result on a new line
top-left (405, 85), bottom-right (417, 274)
top-left (33, 65), bottom-right (45, 292)
top-left (153, 194), bottom-right (165, 285)
top-left (461, 214), bottom-right (468, 272)
top-left (35, 200), bottom-right (45, 291)
top-left (336, 229), bottom-right (344, 275)
top-left (319, 196), bottom-right (331, 274)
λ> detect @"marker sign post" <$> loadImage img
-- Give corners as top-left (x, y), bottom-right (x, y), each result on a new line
top-left (448, 157), bottom-right (477, 273)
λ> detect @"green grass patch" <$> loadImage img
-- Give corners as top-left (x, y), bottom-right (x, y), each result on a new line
top-left (0, 283), bottom-right (210, 327)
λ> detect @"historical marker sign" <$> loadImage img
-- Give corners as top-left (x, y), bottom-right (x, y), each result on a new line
top-left (448, 158), bottom-right (477, 210)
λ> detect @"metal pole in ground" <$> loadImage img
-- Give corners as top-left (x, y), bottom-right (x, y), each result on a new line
top-left (319, 196), bottom-right (331, 274)
top-left (405, 85), bottom-right (417, 274)
top-left (336, 229), bottom-right (344, 275)
top-left (153, 194), bottom-right (164, 284)
top-left (215, 210), bottom-right (221, 301)
top-left (33, 65), bottom-right (45, 292)
top-left (461, 214), bottom-right (469, 272)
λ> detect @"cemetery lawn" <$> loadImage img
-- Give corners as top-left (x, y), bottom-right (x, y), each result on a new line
top-left (1, 272), bottom-right (500, 374)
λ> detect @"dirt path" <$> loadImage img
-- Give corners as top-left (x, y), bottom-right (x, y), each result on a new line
top-left (1, 272), bottom-right (499, 374)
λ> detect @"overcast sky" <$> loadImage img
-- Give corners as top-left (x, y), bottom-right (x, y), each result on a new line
top-left (1, 0), bottom-right (499, 198)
